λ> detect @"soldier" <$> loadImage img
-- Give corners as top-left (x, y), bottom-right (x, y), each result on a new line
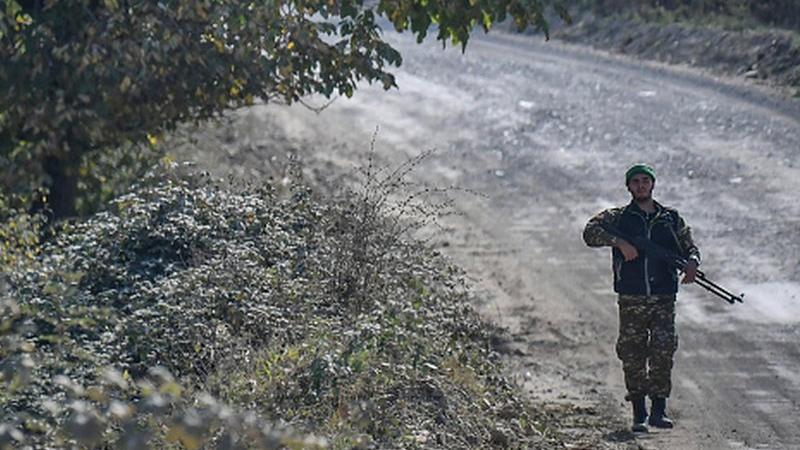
top-left (583, 164), bottom-right (700, 433)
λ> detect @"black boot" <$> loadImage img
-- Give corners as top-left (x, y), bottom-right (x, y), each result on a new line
top-left (648, 397), bottom-right (674, 428)
top-left (630, 396), bottom-right (648, 433)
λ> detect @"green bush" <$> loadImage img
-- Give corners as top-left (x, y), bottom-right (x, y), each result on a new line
top-left (1, 164), bottom-right (555, 448)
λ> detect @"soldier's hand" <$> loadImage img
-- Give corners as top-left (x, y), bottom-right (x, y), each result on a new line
top-left (615, 239), bottom-right (639, 261)
top-left (682, 260), bottom-right (698, 284)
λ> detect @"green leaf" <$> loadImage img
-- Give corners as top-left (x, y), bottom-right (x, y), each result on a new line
top-left (5, 0), bottom-right (22, 19)
top-left (103, 0), bottom-right (119, 11)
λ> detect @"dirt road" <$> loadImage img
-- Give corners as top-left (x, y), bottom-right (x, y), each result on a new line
top-left (188, 30), bottom-right (800, 449)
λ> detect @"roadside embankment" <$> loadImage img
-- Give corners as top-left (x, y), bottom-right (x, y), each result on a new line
top-left (1, 163), bottom-right (583, 449)
top-left (552, 13), bottom-right (800, 97)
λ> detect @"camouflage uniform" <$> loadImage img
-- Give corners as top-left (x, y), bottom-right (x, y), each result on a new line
top-left (616, 293), bottom-right (677, 398)
top-left (584, 202), bottom-right (700, 400)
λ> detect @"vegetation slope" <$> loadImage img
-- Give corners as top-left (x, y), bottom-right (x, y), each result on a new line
top-left (1, 162), bottom-right (573, 449)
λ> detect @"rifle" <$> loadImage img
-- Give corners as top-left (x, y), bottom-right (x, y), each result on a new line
top-left (599, 222), bottom-right (744, 304)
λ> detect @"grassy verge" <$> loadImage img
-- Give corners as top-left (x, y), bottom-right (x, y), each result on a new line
top-left (1, 160), bottom-right (572, 449)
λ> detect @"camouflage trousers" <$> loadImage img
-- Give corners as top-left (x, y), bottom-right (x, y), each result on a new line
top-left (616, 294), bottom-right (678, 399)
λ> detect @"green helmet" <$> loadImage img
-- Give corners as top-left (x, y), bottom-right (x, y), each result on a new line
top-left (625, 164), bottom-right (656, 185)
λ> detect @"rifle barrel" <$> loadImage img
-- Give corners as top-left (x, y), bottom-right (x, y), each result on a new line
top-left (695, 272), bottom-right (744, 303)
top-left (694, 277), bottom-right (735, 304)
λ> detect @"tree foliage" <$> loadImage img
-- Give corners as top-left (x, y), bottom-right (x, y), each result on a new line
top-left (0, 0), bottom-right (569, 218)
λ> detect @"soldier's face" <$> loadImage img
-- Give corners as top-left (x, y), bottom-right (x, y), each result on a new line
top-left (627, 174), bottom-right (654, 201)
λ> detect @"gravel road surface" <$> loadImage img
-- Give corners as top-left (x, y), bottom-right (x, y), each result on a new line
top-left (188, 30), bottom-right (800, 449)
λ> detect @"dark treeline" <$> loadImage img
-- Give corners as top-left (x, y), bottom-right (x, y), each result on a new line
top-left (586, 0), bottom-right (800, 31)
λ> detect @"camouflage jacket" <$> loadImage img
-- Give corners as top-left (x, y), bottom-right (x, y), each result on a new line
top-left (583, 201), bottom-right (701, 296)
